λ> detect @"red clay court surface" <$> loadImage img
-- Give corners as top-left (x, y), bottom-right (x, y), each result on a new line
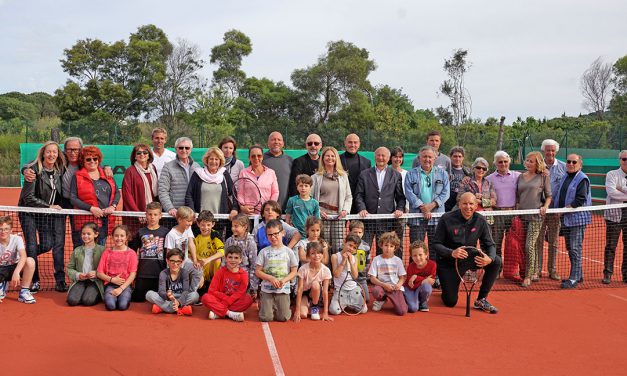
top-left (1, 187), bottom-right (627, 375)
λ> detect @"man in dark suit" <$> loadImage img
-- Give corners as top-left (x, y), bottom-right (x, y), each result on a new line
top-left (288, 133), bottom-right (322, 197)
top-left (340, 133), bottom-right (371, 214)
top-left (354, 147), bottom-right (406, 255)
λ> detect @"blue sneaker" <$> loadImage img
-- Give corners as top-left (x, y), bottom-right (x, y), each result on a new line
top-left (18, 289), bottom-right (36, 304)
top-left (419, 302), bottom-right (430, 312)
top-left (0, 281), bottom-right (7, 300)
top-left (30, 281), bottom-right (40, 294)
top-left (560, 280), bottom-right (578, 289)
top-left (310, 305), bottom-right (321, 320)
top-left (474, 298), bottom-right (498, 314)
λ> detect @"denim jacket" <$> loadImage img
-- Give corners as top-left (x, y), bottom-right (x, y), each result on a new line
top-left (404, 166), bottom-right (450, 226)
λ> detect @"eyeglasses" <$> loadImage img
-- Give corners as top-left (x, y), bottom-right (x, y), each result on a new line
top-left (307, 141), bottom-right (321, 146)
top-left (177, 146), bottom-right (191, 151)
top-left (566, 160), bottom-right (579, 164)
top-left (136, 150), bottom-right (149, 155)
top-left (84, 157), bottom-right (99, 163)
top-left (621, 158), bottom-right (627, 162)
top-left (65, 148), bottom-right (80, 153)
top-left (250, 154), bottom-right (263, 159)
top-left (266, 231), bottom-right (282, 238)
top-left (474, 166), bottom-right (487, 171)
top-left (497, 160), bottom-right (509, 164)
top-left (0, 228), bottom-right (11, 233)
top-left (425, 176), bottom-right (431, 188)
top-left (168, 259), bottom-right (183, 265)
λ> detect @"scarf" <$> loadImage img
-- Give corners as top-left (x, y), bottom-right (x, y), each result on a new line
top-left (196, 166), bottom-right (226, 184)
top-left (323, 170), bottom-right (339, 181)
top-left (134, 162), bottom-right (157, 206)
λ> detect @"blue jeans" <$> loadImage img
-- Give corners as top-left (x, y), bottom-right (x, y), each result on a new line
top-left (563, 225), bottom-right (585, 282)
top-left (19, 212), bottom-right (66, 283)
top-left (104, 284), bottom-right (132, 311)
top-left (409, 222), bottom-right (437, 260)
top-left (403, 283), bottom-right (432, 313)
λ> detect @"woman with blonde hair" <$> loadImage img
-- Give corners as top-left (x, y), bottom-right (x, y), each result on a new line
top-left (516, 151), bottom-right (552, 287)
top-left (18, 141), bottom-right (67, 292)
top-left (311, 146), bottom-right (352, 253)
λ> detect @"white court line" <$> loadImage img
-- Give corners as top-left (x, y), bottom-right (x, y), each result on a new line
top-left (261, 322), bottom-right (286, 376)
top-left (608, 294), bottom-right (627, 303)
top-left (558, 250), bottom-right (603, 265)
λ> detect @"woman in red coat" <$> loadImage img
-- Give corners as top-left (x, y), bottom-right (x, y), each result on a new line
top-left (122, 144), bottom-right (159, 231)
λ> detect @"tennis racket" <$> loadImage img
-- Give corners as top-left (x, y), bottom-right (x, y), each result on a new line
top-left (455, 246), bottom-right (486, 317)
top-left (233, 177), bottom-right (263, 213)
top-left (337, 254), bottom-right (366, 315)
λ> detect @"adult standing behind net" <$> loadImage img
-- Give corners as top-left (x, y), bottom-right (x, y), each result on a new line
top-left (446, 146), bottom-right (472, 212)
top-left (18, 141), bottom-right (67, 292)
top-left (311, 146), bottom-right (352, 254)
top-left (158, 137), bottom-right (200, 221)
top-left (219, 136), bottom-right (245, 183)
top-left (603, 150), bottom-right (627, 285)
top-left (485, 151), bottom-right (521, 265)
top-left (288, 133), bottom-right (322, 197)
top-left (411, 130), bottom-right (452, 175)
top-left (238, 145), bottom-right (279, 215)
top-left (458, 157), bottom-right (496, 218)
top-left (121, 144), bottom-right (158, 232)
top-left (150, 127), bottom-right (176, 176)
top-left (432, 192), bottom-right (500, 313)
top-left (516, 151), bottom-right (551, 288)
top-left (538, 139), bottom-right (566, 281)
top-left (262, 132), bottom-right (293, 211)
top-left (70, 146), bottom-right (120, 246)
top-left (553, 154), bottom-right (591, 289)
top-left (340, 133), bottom-right (371, 214)
top-left (186, 147), bottom-right (239, 235)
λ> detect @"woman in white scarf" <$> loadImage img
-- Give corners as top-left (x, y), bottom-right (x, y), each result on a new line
top-left (185, 147), bottom-right (239, 220)
top-left (122, 144), bottom-right (159, 214)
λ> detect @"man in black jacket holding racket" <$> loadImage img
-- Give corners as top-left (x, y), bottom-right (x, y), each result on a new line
top-left (432, 192), bottom-right (501, 314)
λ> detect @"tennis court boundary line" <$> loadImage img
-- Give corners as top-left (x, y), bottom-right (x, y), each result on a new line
top-left (261, 322), bottom-right (285, 376)
top-left (608, 293), bottom-right (627, 303)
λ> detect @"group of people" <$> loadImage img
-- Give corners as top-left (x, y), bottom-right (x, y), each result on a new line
top-left (1, 127), bottom-right (624, 321)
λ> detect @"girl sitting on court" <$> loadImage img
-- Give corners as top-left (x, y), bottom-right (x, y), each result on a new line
top-left (66, 222), bottom-right (105, 306)
top-left (293, 242), bottom-right (333, 322)
top-left (96, 225), bottom-right (137, 311)
top-left (403, 240), bottom-right (436, 313)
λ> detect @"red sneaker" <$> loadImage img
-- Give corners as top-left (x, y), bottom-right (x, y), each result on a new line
top-left (152, 304), bottom-right (163, 314)
top-left (179, 305), bottom-right (193, 316)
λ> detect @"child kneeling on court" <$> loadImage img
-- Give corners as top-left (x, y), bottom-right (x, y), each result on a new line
top-left (97, 225), bottom-right (137, 311)
top-left (293, 242), bottom-right (332, 322)
top-left (255, 219), bottom-right (298, 322)
top-left (368, 231), bottom-right (408, 316)
top-left (329, 234), bottom-right (367, 315)
top-left (403, 240), bottom-right (436, 313)
top-left (146, 248), bottom-right (199, 316)
top-left (202, 245), bottom-right (253, 322)
top-left (66, 222), bottom-right (105, 306)
top-left (0, 216), bottom-right (36, 304)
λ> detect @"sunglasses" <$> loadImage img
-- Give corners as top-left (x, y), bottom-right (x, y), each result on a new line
top-left (307, 141), bottom-right (321, 147)
top-left (566, 160), bottom-right (579, 164)
top-left (250, 154), bottom-right (263, 159)
top-left (497, 160), bottom-right (509, 164)
top-left (65, 148), bottom-right (80, 153)
top-left (177, 146), bottom-right (191, 150)
top-left (84, 157), bottom-right (99, 163)
top-left (136, 151), bottom-right (149, 155)
top-left (474, 166), bottom-right (487, 171)
top-left (426, 176), bottom-right (431, 188)
top-left (621, 158), bottom-right (627, 162)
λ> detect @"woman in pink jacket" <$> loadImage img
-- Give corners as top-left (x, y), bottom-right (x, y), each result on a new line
top-left (237, 145), bottom-right (279, 215)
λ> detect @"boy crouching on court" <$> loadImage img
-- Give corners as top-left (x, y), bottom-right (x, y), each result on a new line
top-left (368, 231), bottom-right (408, 316)
top-left (255, 219), bottom-right (298, 322)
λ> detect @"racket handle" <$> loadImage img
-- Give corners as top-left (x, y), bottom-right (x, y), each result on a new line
top-left (466, 293), bottom-right (471, 317)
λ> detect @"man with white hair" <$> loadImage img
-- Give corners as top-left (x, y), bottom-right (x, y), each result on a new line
top-left (603, 150), bottom-right (627, 284)
top-left (158, 137), bottom-right (200, 218)
top-left (538, 139), bottom-right (566, 280)
top-left (288, 133), bottom-right (322, 197)
top-left (262, 131), bottom-right (293, 210)
top-left (485, 151), bottom-right (521, 263)
top-left (354, 147), bottom-right (406, 255)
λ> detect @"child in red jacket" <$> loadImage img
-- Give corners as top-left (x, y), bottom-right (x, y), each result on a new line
top-left (403, 240), bottom-right (436, 313)
top-left (201, 245), bottom-right (253, 322)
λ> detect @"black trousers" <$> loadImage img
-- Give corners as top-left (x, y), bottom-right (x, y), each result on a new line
top-left (438, 255), bottom-right (502, 307)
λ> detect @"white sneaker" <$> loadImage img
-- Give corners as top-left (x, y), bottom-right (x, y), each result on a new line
top-left (18, 289), bottom-right (36, 304)
top-left (310, 305), bottom-right (321, 320)
top-left (208, 311), bottom-right (217, 320)
top-left (360, 304), bottom-right (368, 314)
top-left (228, 311), bottom-right (244, 322)
top-left (372, 300), bottom-right (384, 312)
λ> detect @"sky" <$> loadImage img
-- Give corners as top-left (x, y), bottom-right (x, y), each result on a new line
top-left (1, 0), bottom-right (626, 124)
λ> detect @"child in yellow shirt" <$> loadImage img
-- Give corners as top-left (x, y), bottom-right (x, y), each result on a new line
top-left (194, 211), bottom-right (224, 292)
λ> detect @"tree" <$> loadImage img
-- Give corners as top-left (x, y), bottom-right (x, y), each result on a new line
top-left (185, 87), bottom-right (234, 148)
top-left (55, 25), bottom-right (172, 125)
top-left (152, 39), bottom-right (205, 129)
top-left (210, 30), bottom-right (252, 97)
top-left (610, 55), bottom-right (627, 119)
top-left (440, 49), bottom-right (472, 144)
top-left (291, 40), bottom-right (376, 125)
top-left (580, 57), bottom-right (613, 119)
